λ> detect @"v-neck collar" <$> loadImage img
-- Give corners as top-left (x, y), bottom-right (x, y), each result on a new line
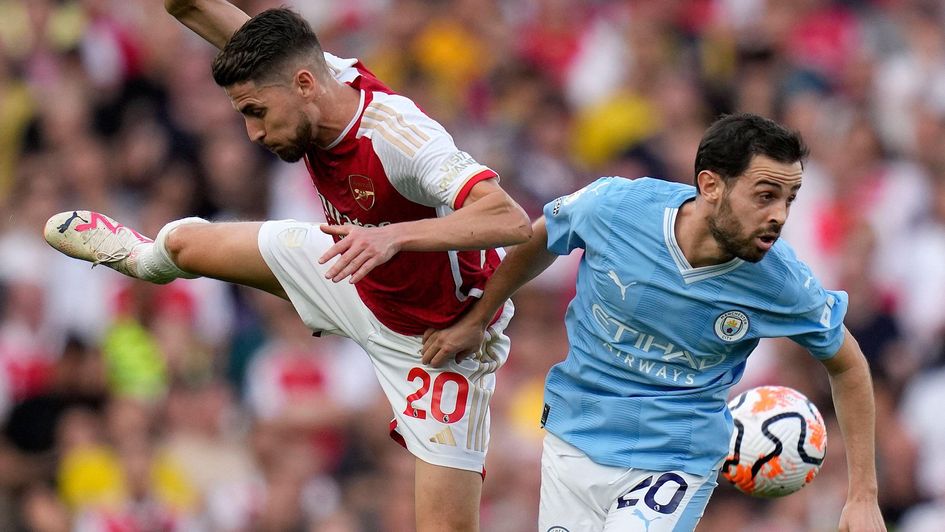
top-left (323, 89), bottom-right (365, 150)
top-left (663, 194), bottom-right (744, 284)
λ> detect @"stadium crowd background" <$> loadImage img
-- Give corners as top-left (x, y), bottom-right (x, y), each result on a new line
top-left (0, 0), bottom-right (944, 530)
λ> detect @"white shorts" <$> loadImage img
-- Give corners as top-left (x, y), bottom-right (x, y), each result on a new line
top-left (257, 220), bottom-right (512, 473)
top-left (539, 433), bottom-right (718, 532)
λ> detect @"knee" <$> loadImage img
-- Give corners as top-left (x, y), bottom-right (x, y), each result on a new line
top-left (163, 224), bottom-right (192, 268)
top-left (415, 468), bottom-right (480, 532)
top-left (160, 217), bottom-right (211, 271)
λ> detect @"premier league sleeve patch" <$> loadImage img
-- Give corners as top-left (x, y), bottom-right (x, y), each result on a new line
top-left (551, 197), bottom-right (564, 216)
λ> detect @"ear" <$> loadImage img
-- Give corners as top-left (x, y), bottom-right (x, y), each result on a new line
top-left (295, 69), bottom-right (320, 98)
top-left (696, 170), bottom-right (725, 204)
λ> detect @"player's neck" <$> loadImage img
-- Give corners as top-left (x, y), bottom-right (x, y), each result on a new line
top-left (675, 199), bottom-right (736, 267)
top-left (314, 83), bottom-right (362, 148)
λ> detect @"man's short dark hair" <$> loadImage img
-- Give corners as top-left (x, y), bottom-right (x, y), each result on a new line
top-left (694, 113), bottom-right (809, 192)
top-left (211, 8), bottom-right (326, 87)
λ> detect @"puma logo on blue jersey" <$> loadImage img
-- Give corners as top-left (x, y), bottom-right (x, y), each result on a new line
top-left (607, 270), bottom-right (637, 301)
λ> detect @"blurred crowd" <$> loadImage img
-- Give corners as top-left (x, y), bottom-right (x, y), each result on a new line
top-left (1, 0), bottom-right (944, 530)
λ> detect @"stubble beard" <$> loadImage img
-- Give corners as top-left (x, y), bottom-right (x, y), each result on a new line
top-left (707, 196), bottom-right (767, 263)
top-left (274, 116), bottom-right (314, 163)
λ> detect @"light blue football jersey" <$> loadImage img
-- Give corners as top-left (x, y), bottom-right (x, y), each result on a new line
top-left (541, 177), bottom-right (847, 477)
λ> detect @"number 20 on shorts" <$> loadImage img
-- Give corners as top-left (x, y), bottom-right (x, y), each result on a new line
top-left (404, 367), bottom-right (469, 423)
top-left (617, 472), bottom-right (689, 515)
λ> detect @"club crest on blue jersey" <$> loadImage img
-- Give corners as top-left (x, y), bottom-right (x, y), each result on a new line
top-left (714, 310), bottom-right (750, 342)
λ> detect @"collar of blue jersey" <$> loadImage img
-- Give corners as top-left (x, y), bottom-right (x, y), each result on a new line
top-left (663, 195), bottom-right (744, 284)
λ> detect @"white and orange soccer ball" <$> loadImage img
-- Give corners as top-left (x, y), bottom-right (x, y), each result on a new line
top-left (721, 385), bottom-right (827, 498)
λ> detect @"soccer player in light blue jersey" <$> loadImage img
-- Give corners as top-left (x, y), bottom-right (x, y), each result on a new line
top-left (422, 114), bottom-right (885, 531)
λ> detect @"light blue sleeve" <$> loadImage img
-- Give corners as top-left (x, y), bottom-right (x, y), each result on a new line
top-left (542, 177), bottom-right (617, 255)
top-left (785, 262), bottom-right (849, 359)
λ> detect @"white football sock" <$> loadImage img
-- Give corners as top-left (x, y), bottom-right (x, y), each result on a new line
top-left (132, 217), bottom-right (209, 283)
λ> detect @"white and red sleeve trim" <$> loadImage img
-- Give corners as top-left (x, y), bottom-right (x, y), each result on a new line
top-left (452, 169), bottom-right (499, 209)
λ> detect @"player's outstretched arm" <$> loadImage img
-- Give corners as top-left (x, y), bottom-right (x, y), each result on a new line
top-left (164, 0), bottom-right (250, 49)
top-left (421, 217), bottom-right (556, 367)
top-left (319, 179), bottom-right (531, 284)
top-left (821, 328), bottom-right (886, 532)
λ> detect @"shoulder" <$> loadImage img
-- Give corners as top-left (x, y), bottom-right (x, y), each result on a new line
top-left (323, 53), bottom-right (362, 84)
top-left (549, 177), bottom-right (692, 216)
top-left (574, 176), bottom-right (686, 199)
top-left (362, 92), bottom-right (446, 135)
top-left (357, 92), bottom-right (451, 161)
top-left (755, 241), bottom-right (828, 308)
top-left (762, 240), bottom-right (807, 278)
top-left (550, 176), bottom-right (620, 213)
top-left (325, 53), bottom-right (398, 95)
top-left (603, 177), bottom-right (694, 214)
top-left (629, 177), bottom-right (692, 199)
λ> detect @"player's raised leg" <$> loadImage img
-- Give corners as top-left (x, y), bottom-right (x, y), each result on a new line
top-left (44, 210), bottom-right (285, 298)
top-left (415, 460), bottom-right (482, 532)
top-left (164, 220), bottom-right (285, 297)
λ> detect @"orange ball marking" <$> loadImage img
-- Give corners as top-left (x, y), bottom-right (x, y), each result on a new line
top-left (763, 456), bottom-right (784, 479)
top-left (751, 387), bottom-right (794, 414)
top-left (807, 418), bottom-right (827, 451)
top-left (723, 463), bottom-right (756, 494)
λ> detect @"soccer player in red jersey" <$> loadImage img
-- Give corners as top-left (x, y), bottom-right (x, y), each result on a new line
top-left (44, 2), bottom-right (531, 530)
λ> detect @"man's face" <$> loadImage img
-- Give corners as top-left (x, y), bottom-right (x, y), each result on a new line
top-left (707, 155), bottom-right (803, 263)
top-left (225, 80), bottom-right (317, 162)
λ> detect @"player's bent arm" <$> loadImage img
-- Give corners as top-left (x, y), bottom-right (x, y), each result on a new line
top-left (820, 328), bottom-right (887, 531)
top-left (396, 179), bottom-right (532, 252)
top-left (464, 216), bottom-right (554, 327)
top-left (318, 179), bottom-right (531, 283)
top-left (164, 0), bottom-right (250, 49)
top-left (421, 217), bottom-right (557, 367)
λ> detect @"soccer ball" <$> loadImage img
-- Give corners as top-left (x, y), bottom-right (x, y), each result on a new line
top-left (721, 385), bottom-right (827, 498)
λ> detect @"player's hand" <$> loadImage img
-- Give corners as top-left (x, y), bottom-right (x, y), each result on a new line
top-left (318, 224), bottom-right (401, 283)
top-left (421, 322), bottom-right (485, 367)
top-left (838, 499), bottom-right (885, 532)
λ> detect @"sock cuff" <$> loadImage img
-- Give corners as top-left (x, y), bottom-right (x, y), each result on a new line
top-left (150, 217), bottom-right (210, 280)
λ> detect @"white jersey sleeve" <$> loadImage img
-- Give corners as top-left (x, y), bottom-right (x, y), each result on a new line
top-left (358, 91), bottom-right (498, 210)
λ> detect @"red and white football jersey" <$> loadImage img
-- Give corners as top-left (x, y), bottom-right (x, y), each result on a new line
top-left (303, 54), bottom-right (502, 335)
